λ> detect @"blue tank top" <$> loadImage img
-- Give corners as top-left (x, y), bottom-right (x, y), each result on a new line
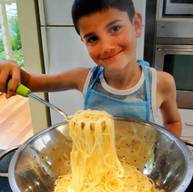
top-left (84, 60), bottom-right (152, 122)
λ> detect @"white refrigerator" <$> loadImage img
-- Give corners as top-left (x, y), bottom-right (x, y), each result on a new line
top-left (38, 0), bottom-right (146, 124)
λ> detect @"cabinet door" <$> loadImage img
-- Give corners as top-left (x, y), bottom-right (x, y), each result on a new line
top-left (38, 0), bottom-right (73, 25)
top-left (179, 109), bottom-right (193, 137)
top-left (41, 27), bottom-right (95, 124)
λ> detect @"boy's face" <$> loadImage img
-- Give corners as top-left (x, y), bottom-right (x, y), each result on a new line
top-left (78, 8), bottom-right (142, 72)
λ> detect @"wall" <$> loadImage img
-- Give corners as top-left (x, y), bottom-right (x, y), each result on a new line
top-left (134, 0), bottom-right (146, 60)
top-left (16, 0), bottom-right (49, 133)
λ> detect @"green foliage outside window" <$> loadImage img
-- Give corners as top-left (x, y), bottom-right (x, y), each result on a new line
top-left (0, 3), bottom-right (24, 67)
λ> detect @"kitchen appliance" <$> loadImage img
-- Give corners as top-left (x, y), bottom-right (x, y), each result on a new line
top-left (153, 0), bottom-right (193, 109)
top-left (156, 0), bottom-right (193, 38)
top-left (1, 119), bottom-right (193, 192)
top-left (161, 0), bottom-right (193, 17)
top-left (154, 44), bottom-right (193, 109)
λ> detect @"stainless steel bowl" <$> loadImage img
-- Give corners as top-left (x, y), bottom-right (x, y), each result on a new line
top-left (8, 118), bottom-right (193, 192)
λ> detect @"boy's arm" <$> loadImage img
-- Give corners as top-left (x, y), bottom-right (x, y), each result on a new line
top-left (0, 60), bottom-right (89, 96)
top-left (26, 67), bottom-right (90, 92)
top-left (157, 71), bottom-right (182, 137)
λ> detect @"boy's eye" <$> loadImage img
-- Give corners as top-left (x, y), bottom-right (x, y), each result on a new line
top-left (110, 25), bottom-right (121, 33)
top-left (86, 36), bottom-right (99, 44)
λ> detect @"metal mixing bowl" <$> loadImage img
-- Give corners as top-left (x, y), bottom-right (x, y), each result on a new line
top-left (8, 118), bottom-right (193, 192)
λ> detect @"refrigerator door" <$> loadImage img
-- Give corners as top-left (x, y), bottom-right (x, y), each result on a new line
top-left (41, 27), bottom-right (94, 124)
top-left (38, 0), bottom-right (73, 25)
top-left (38, 0), bottom-right (146, 26)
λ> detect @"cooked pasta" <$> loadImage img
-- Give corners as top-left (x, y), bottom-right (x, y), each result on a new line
top-left (54, 110), bottom-right (164, 192)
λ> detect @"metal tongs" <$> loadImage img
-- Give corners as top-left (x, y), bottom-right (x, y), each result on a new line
top-left (7, 80), bottom-right (68, 121)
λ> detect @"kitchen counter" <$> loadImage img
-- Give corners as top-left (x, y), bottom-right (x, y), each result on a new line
top-left (0, 94), bottom-right (33, 190)
top-left (0, 94), bottom-right (33, 149)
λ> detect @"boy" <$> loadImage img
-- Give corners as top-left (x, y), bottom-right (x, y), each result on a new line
top-left (0, 0), bottom-right (181, 136)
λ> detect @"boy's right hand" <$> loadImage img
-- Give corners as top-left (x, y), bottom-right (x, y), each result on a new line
top-left (0, 60), bottom-right (21, 98)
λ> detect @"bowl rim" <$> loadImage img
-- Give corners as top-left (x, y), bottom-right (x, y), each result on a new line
top-left (8, 118), bottom-right (193, 192)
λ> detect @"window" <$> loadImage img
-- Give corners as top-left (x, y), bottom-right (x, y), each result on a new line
top-left (0, 0), bottom-right (24, 67)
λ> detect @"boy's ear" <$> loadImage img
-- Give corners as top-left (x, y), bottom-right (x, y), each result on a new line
top-left (133, 12), bottom-right (142, 37)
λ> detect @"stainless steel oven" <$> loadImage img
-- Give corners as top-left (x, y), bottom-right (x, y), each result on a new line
top-left (157, 0), bottom-right (193, 18)
top-left (155, 44), bottom-right (193, 109)
top-left (156, 0), bottom-right (193, 38)
top-left (163, 0), bottom-right (193, 16)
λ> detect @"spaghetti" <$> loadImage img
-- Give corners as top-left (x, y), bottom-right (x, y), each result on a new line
top-left (54, 110), bottom-right (164, 192)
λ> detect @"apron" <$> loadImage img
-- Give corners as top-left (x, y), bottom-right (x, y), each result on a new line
top-left (84, 60), bottom-right (151, 121)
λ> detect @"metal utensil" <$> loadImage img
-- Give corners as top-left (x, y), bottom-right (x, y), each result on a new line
top-left (7, 80), bottom-right (67, 120)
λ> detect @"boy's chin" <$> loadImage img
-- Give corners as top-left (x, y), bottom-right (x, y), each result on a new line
top-left (102, 63), bottom-right (129, 72)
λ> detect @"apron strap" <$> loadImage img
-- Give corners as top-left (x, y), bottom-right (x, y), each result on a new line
top-left (140, 61), bottom-right (151, 121)
top-left (88, 66), bottom-right (104, 89)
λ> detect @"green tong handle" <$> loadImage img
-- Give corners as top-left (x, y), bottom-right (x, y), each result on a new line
top-left (7, 80), bottom-right (31, 97)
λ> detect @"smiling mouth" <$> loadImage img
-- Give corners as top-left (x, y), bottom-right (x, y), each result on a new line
top-left (102, 50), bottom-right (122, 60)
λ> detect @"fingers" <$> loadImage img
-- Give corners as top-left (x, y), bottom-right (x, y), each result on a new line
top-left (0, 61), bottom-right (21, 98)
top-left (0, 67), bottom-right (10, 93)
top-left (7, 67), bottom-right (21, 97)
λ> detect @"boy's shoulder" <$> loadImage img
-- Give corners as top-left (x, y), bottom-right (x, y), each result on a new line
top-left (156, 70), bottom-right (176, 94)
top-left (155, 70), bottom-right (177, 108)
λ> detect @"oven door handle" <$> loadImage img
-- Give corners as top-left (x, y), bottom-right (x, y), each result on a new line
top-left (157, 48), bottom-right (193, 52)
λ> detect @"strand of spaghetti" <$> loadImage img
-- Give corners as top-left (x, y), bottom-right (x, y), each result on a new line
top-left (54, 109), bottom-right (164, 192)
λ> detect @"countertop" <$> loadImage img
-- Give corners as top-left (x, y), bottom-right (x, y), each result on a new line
top-left (0, 94), bottom-right (33, 149)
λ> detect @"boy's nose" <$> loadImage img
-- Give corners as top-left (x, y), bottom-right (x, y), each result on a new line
top-left (100, 37), bottom-right (116, 55)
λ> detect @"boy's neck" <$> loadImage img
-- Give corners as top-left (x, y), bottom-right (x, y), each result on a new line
top-left (103, 62), bottom-right (142, 90)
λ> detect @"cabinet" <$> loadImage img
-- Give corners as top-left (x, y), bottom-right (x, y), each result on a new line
top-left (155, 109), bottom-right (193, 139)
top-left (179, 109), bottom-right (193, 138)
